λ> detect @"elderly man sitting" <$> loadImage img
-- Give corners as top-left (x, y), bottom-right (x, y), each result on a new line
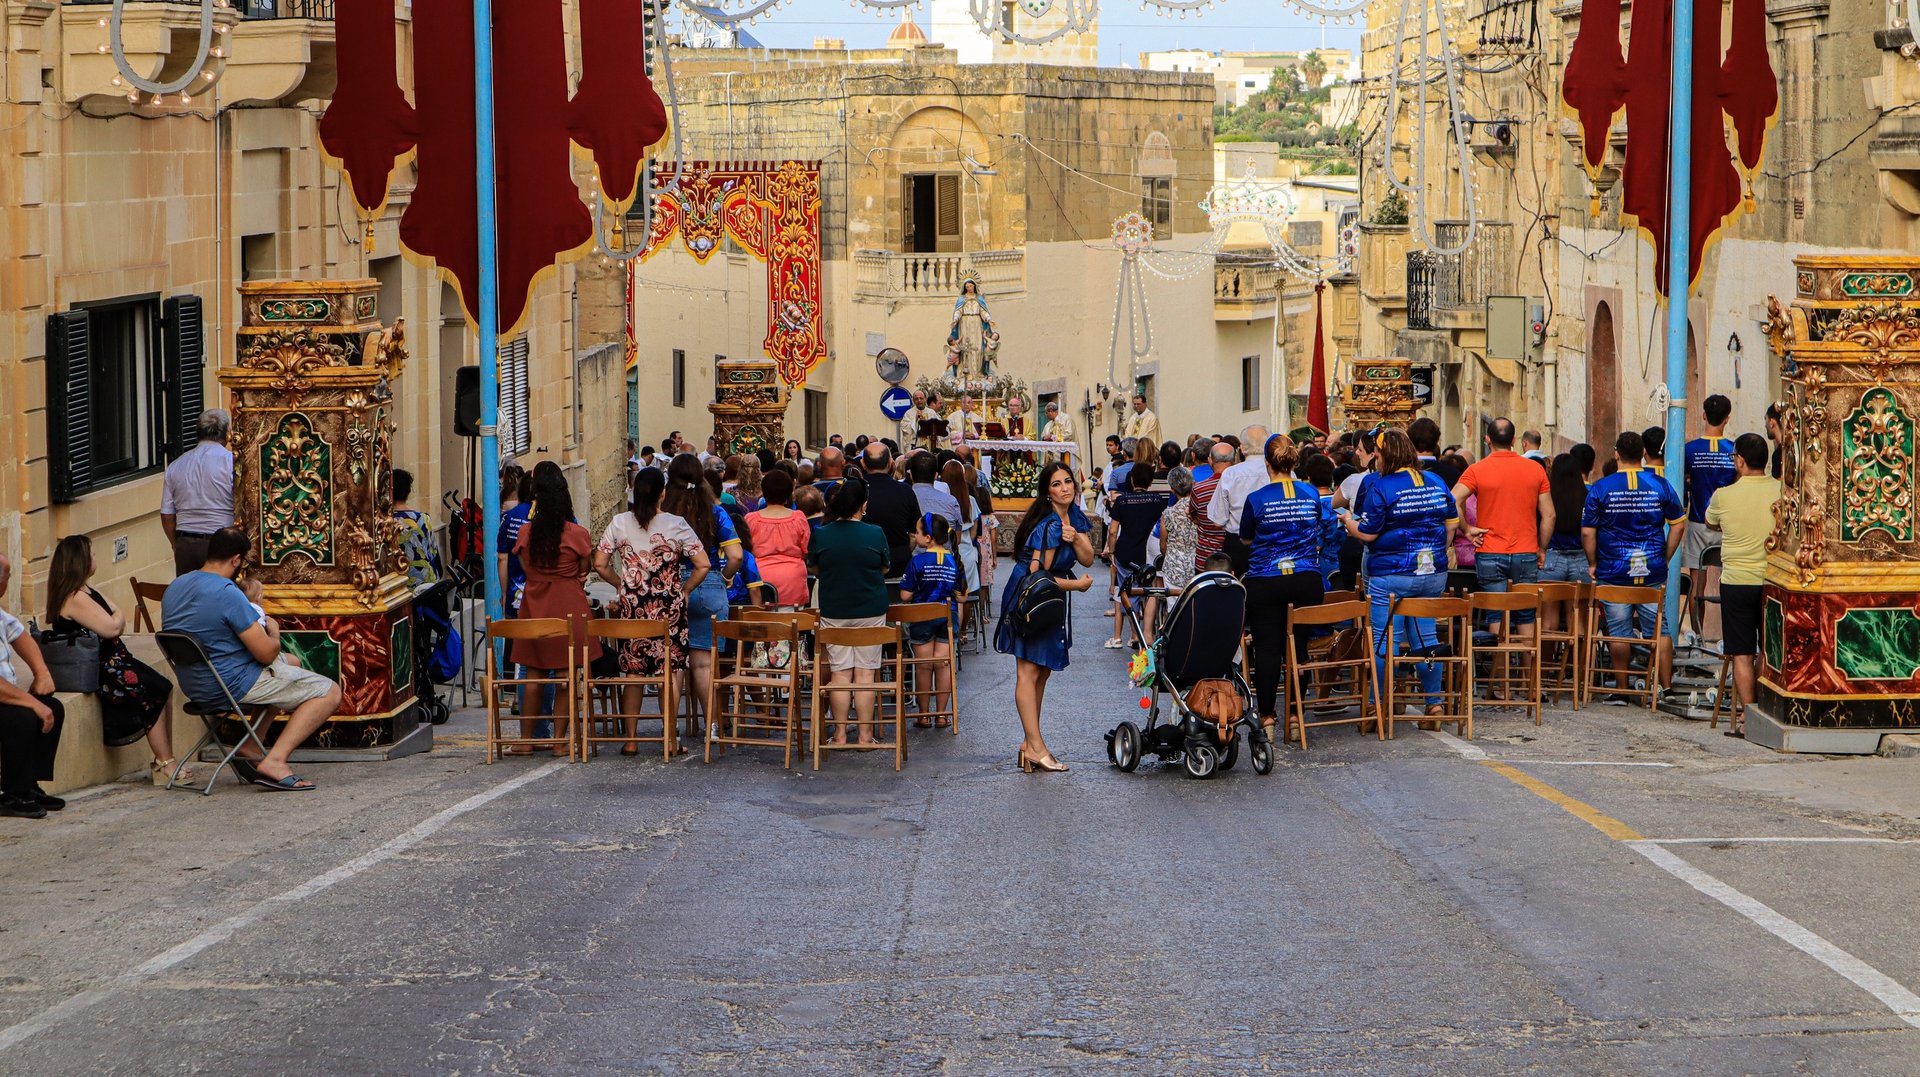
top-left (0, 555), bottom-right (64, 819)
top-left (162, 527), bottom-right (341, 791)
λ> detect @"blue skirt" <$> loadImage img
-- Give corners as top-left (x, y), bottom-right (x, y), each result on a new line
top-left (994, 564), bottom-right (1072, 671)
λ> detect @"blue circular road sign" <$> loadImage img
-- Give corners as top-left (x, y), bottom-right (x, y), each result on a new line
top-left (880, 386), bottom-right (915, 421)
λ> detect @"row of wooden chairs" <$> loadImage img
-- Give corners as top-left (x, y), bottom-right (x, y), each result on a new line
top-left (1273, 583), bottom-right (1670, 750)
top-left (481, 603), bottom-right (959, 771)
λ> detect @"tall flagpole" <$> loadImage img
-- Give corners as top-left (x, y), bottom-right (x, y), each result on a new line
top-left (1662, 0), bottom-right (1694, 638)
top-left (475, 0), bottom-right (503, 625)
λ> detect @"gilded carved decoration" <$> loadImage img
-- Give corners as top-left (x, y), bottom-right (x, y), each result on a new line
top-left (259, 412), bottom-right (334, 567)
top-left (1841, 388), bottom-right (1915, 544)
top-left (239, 329), bottom-right (352, 395)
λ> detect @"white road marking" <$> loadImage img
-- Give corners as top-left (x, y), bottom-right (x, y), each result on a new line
top-left (1629, 840), bottom-right (1920, 1029)
top-left (1424, 729), bottom-right (1486, 759)
top-left (0, 759), bottom-right (568, 1054)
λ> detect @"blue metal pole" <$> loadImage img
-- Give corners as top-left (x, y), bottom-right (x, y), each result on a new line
top-left (1662, 0), bottom-right (1694, 648)
top-left (474, 0), bottom-right (502, 625)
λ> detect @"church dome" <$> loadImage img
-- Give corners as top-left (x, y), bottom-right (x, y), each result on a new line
top-left (888, 12), bottom-right (928, 48)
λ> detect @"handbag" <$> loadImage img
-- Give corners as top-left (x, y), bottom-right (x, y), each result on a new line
top-left (33, 625), bottom-right (101, 693)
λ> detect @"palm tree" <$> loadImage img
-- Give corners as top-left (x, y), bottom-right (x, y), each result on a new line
top-left (1301, 50), bottom-right (1328, 90)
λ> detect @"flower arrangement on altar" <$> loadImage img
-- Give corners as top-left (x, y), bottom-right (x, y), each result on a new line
top-left (917, 372), bottom-right (1028, 409)
top-left (989, 453), bottom-right (1040, 500)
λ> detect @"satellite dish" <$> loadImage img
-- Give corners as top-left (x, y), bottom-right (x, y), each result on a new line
top-left (875, 348), bottom-right (910, 385)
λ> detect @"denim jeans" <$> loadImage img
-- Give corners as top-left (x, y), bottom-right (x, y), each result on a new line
top-left (1368, 571), bottom-right (1447, 707)
top-left (1475, 552), bottom-right (1540, 626)
top-left (1601, 600), bottom-right (1669, 640)
top-left (1541, 548), bottom-right (1592, 585)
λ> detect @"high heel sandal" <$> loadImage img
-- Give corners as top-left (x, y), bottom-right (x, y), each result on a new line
top-left (1016, 747), bottom-right (1068, 773)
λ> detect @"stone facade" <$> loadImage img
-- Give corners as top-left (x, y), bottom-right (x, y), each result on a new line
top-left (0, 3), bottom-right (625, 615)
top-left (633, 46), bottom-right (1324, 460)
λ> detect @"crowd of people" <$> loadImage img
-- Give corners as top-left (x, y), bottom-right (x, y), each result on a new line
top-left (0, 391), bottom-right (1786, 818)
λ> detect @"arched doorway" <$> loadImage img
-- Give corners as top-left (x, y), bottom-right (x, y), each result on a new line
top-left (1588, 302), bottom-right (1619, 445)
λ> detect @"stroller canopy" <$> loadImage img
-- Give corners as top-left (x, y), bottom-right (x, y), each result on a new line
top-left (1158, 572), bottom-right (1246, 687)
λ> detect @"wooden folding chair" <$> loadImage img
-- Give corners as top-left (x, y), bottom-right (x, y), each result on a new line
top-left (737, 607), bottom-right (819, 742)
top-left (1710, 652), bottom-right (1737, 729)
top-left (1470, 591), bottom-right (1543, 725)
top-left (1284, 599), bottom-right (1379, 749)
top-left (1583, 584), bottom-right (1664, 714)
top-left (152, 631), bottom-right (279, 795)
top-left (582, 619), bottom-right (678, 760)
top-left (705, 619), bottom-right (805, 767)
top-left (890, 602), bottom-right (959, 735)
top-left (483, 618), bottom-right (579, 762)
top-left (1514, 582), bottom-right (1581, 707)
top-left (1382, 595), bottom-right (1474, 740)
top-left (130, 578), bottom-right (169, 633)
top-left (810, 624), bottom-right (907, 771)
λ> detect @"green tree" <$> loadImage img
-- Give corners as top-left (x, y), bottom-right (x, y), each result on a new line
top-left (1301, 50), bottom-right (1328, 90)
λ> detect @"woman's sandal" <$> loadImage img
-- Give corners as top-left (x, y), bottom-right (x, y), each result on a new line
top-left (151, 758), bottom-right (196, 786)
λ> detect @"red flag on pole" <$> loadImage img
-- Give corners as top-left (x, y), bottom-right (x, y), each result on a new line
top-left (1307, 281), bottom-right (1330, 434)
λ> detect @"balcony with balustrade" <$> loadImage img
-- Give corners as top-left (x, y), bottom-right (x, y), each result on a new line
top-left (58, 0), bottom-right (335, 106)
top-left (851, 249), bottom-right (1026, 302)
top-left (1402, 220), bottom-right (1514, 332)
top-left (1213, 253), bottom-right (1279, 321)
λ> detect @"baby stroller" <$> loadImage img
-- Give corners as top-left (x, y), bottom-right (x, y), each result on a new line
top-left (1104, 563), bottom-right (1273, 779)
top-left (410, 577), bottom-right (459, 726)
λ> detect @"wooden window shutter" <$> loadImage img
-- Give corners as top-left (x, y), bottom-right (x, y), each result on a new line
top-left (499, 335), bottom-right (531, 458)
top-left (163, 295), bottom-right (206, 461)
top-left (936, 173), bottom-right (961, 251)
top-left (46, 310), bottom-right (94, 503)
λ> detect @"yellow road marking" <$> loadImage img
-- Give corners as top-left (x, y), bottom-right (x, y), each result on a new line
top-left (1476, 759), bottom-right (1645, 842)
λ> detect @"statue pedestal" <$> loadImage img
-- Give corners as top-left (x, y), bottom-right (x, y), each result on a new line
top-left (709, 357), bottom-right (785, 456)
top-left (1760, 257), bottom-right (1920, 747)
top-left (221, 280), bottom-right (421, 752)
top-left (1340, 358), bottom-right (1423, 429)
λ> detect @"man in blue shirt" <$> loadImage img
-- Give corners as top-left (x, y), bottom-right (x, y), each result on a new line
top-left (1581, 431), bottom-right (1687, 701)
top-left (162, 527), bottom-right (341, 791)
top-left (1680, 394), bottom-right (1740, 649)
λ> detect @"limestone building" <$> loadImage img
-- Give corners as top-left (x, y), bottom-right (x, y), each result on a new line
top-left (629, 41), bottom-right (1334, 461)
top-left (0, 1), bottom-right (626, 613)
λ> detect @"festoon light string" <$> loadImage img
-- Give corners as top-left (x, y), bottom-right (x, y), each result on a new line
top-left (103, 0), bottom-right (230, 105)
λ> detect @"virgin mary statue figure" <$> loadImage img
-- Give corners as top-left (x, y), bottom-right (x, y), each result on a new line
top-left (945, 276), bottom-right (1001, 380)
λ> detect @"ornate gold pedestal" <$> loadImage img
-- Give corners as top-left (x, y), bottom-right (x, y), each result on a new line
top-left (1341, 358), bottom-right (1423, 429)
top-left (709, 357), bottom-right (786, 456)
top-left (1761, 257), bottom-right (1920, 731)
top-left (221, 281), bottom-right (419, 748)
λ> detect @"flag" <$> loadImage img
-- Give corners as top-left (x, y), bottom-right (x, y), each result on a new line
top-left (1307, 281), bottom-right (1330, 433)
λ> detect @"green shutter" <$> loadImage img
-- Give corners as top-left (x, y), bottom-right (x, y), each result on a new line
top-left (46, 310), bottom-right (94, 502)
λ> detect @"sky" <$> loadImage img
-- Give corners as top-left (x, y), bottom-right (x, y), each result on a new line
top-left (720, 0), bottom-right (1363, 68)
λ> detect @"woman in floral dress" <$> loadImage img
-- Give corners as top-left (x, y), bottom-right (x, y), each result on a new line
top-left (594, 468), bottom-right (711, 754)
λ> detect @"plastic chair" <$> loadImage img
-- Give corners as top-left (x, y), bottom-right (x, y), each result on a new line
top-left (130, 578), bottom-right (169, 633)
top-left (1284, 599), bottom-right (1379, 749)
top-left (582, 619), bottom-right (678, 760)
top-left (890, 602), bottom-right (959, 735)
top-left (483, 618), bottom-right (579, 762)
top-left (1513, 582), bottom-right (1582, 707)
top-left (705, 619), bottom-right (805, 767)
top-left (1382, 595), bottom-right (1474, 740)
top-left (810, 624), bottom-right (907, 771)
top-left (1583, 584), bottom-right (1664, 714)
top-left (152, 631), bottom-right (279, 795)
top-left (1469, 591), bottom-right (1543, 725)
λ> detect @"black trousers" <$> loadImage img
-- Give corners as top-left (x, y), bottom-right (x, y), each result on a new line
top-left (1245, 572), bottom-right (1324, 720)
top-left (0, 694), bottom-right (64, 797)
top-left (1222, 534), bottom-right (1252, 578)
top-left (172, 532), bottom-right (213, 577)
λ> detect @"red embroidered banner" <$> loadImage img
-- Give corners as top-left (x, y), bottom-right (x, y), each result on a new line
top-left (1562, 0), bottom-right (1776, 296)
top-left (638, 161), bottom-right (825, 387)
top-left (319, 0), bottom-right (667, 335)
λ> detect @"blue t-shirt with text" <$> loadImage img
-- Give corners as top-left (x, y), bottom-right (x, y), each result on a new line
top-left (1354, 469), bottom-right (1459, 578)
top-left (902, 547), bottom-right (966, 611)
top-left (1683, 436), bottom-right (1740, 524)
top-left (1239, 478), bottom-right (1324, 577)
top-left (1581, 467), bottom-right (1685, 584)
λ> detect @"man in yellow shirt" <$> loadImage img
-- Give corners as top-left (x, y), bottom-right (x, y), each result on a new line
top-left (1705, 433), bottom-right (1782, 732)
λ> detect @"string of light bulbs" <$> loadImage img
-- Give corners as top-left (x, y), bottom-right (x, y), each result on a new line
top-left (103, 0), bottom-right (230, 106)
top-left (1378, 0), bottom-right (1478, 255)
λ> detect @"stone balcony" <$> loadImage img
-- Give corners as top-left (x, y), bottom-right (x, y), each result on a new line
top-left (60, 0), bottom-right (241, 104)
top-left (1213, 253), bottom-right (1278, 321)
top-left (1357, 223), bottom-right (1411, 309)
top-left (851, 249), bottom-right (1026, 302)
top-left (59, 0), bottom-right (334, 107)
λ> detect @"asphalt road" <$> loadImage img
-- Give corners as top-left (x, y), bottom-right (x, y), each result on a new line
top-left (4, 581), bottom-right (1920, 1075)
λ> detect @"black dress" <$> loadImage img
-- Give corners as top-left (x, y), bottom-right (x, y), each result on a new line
top-left (54, 588), bottom-right (172, 746)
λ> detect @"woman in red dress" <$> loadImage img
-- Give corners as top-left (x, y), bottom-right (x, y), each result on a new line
top-left (510, 462), bottom-right (601, 751)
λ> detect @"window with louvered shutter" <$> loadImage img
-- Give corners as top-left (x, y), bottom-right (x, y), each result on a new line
top-left (498, 335), bottom-right (531, 458)
top-left (935, 173), bottom-right (961, 253)
top-left (163, 295), bottom-right (206, 461)
top-left (46, 311), bottom-right (94, 503)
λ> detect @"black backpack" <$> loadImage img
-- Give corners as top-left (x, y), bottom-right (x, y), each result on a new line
top-left (1005, 562), bottom-right (1068, 639)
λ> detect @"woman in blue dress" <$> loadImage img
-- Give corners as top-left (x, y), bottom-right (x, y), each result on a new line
top-left (996, 461), bottom-right (1095, 773)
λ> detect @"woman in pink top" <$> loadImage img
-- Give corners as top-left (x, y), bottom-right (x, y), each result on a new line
top-left (745, 469), bottom-right (812, 608)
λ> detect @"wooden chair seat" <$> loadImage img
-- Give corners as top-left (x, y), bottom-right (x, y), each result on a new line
top-left (582, 619), bottom-right (678, 760)
top-left (706, 620), bottom-right (805, 767)
top-left (890, 602), bottom-right (959, 735)
top-left (1383, 595), bottom-right (1474, 740)
top-left (1582, 584), bottom-right (1664, 714)
top-left (1285, 600), bottom-right (1380, 749)
top-left (1469, 590), bottom-right (1543, 726)
top-left (810, 625), bottom-right (907, 771)
top-left (483, 617), bottom-right (580, 762)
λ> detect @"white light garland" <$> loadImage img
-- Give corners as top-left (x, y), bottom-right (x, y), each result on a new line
top-left (1378, 0), bottom-right (1478, 255)
top-left (107, 0), bottom-right (230, 104)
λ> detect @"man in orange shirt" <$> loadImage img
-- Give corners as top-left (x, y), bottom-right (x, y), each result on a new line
top-left (1454, 418), bottom-right (1555, 638)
